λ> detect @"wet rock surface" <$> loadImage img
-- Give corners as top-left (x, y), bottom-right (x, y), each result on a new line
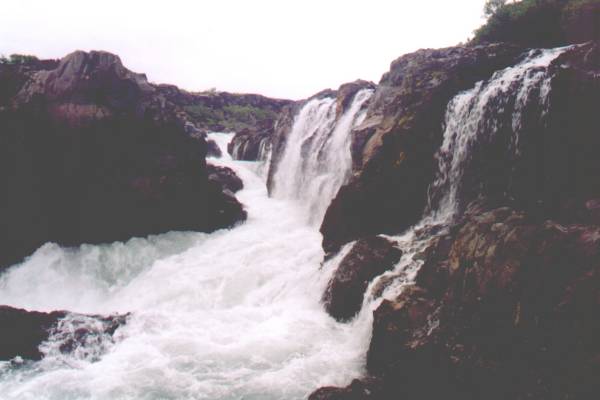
top-left (320, 43), bottom-right (524, 254)
top-left (313, 203), bottom-right (600, 400)
top-left (0, 306), bottom-right (127, 361)
top-left (311, 42), bottom-right (600, 400)
top-left (207, 164), bottom-right (244, 193)
top-left (323, 236), bottom-right (402, 322)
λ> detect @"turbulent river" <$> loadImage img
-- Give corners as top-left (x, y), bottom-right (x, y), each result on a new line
top-left (0, 47), bottom-right (569, 399)
top-left (0, 92), bottom-right (375, 399)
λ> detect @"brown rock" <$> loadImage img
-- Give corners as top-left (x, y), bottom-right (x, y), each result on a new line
top-left (323, 236), bottom-right (402, 321)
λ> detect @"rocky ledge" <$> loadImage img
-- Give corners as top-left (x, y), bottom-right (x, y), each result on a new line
top-left (320, 43), bottom-right (525, 255)
top-left (311, 41), bottom-right (600, 400)
top-left (314, 203), bottom-right (600, 400)
top-left (0, 50), bottom-right (246, 270)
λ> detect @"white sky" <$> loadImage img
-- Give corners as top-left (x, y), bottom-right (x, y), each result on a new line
top-left (0, 0), bottom-right (487, 99)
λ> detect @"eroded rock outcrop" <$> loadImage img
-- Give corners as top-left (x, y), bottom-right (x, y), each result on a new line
top-left (312, 204), bottom-right (600, 400)
top-left (207, 165), bottom-right (244, 193)
top-left (0, 51), bottom-right (246, 270)
top-left (322, 236), bottom-right (402, 322)
top-left (320, 43), bottom-right (524, 254)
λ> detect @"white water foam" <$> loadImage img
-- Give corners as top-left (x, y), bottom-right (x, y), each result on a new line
top-left (271, 89), bottom-right (373, 225)
top-left (0, 133), bottom-right (372, 400)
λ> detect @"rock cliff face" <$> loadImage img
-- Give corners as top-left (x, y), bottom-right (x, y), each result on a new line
top-left (312, 42), bottom-right (600, 400)
top-left (320, 44), bottom-right (524, 254)
top-left (0, 51), bottom-right (246, 270)
top-left (318, 203), bottom-right (600, 400)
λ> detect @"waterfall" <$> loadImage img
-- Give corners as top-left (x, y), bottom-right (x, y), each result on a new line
top-left (0, 133), bottom-right (371, 400)
top-left (427, 47), bottom-right (569, 222)
top-left (362, 46), bottom-right (570, 304)
top-left (271, 89), bottom-right (373, 225)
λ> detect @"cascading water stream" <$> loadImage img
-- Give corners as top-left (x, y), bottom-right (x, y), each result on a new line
top-left (0, 133), bottom-right (373, 400)
top-left (271, 89), bottom-right (373, 225)
top-left (361, 46), bottom-right (570, 303)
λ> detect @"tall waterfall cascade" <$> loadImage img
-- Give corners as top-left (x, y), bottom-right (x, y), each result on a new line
top-left (271, 89), bottom-right (373, 225)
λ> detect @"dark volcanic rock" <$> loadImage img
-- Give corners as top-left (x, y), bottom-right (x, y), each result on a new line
top-left (323, 236), bottom-right (402, 321)
top-left (336, 80), bottom-right (376, 117)
top-left (314, 204), bottom-right (600, 400)
top-left (320, 43), bottom-right (524, 254)
top-left (0, 50), bottom-right (246, 270)
top-left (206, 139), bottom-right (222, 158)
top-left (0, 306), bottom-right (66, 360)
top-left (309, 378), bottom-right (385, 400)
top-left (207, 164), bottom-right (243, 193)
top-left (227, 127), bottom-right (271, 161)
top-left (0, 306), bottom-right (127, 361)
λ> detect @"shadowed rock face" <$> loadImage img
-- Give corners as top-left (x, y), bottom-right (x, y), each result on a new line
top-left (322, 236), bottom-right (402, 322)
top-left (321, 42), bottom-right (600, 256)
top-left (311, 42), bottom-right (600, 400)
top-left (0, 306), bottom-right (127, 361)
top-left (320, 43), bottom-right (524, 255)
top-left (207, 165), bottom-right (244, 194)
top-left (312, 204), bottom-right (600, 400)
top-left (0, 50), bottom-right (246, 270)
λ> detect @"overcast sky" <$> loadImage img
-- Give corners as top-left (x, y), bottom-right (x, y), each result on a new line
top-left (0, 0), bottom-right (487, 99)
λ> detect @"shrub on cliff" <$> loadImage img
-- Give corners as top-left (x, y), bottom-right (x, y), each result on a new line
top-left (473, 0), bottom-right (600, 47)
top-left (0, 54), bottom-right (39, 65)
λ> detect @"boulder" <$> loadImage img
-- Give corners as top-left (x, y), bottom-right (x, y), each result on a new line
top-left (206, 139), bottom-right (222, 158)
top-left (309, 378), bottom-right (385, 400)
top-left (0, 50), bottom-right (246, 270)
top-left (323, 236), bottom-right (402, 321)
top-left (0, 306), bottom-right (127, 361)
top-left (207, 164), bottom-right (244, 193)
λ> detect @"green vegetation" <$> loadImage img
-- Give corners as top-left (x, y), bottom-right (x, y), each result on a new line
top-left (183, 104), bottom-right (277, 131)
top-left (0, 54), bottom-right (39, 65)
top-left (473, 0), bottom-right (600, 47)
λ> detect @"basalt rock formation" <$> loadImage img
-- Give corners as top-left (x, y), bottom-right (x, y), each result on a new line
top-left (0, 50), bottom-right (246, 270)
